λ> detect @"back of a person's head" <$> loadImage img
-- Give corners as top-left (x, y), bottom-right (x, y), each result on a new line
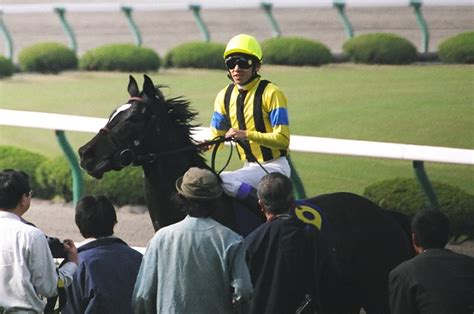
top-left (411, 209), bottom-right (450, 249)
top-left (75, 195), bottom-right (117, 239)
top-left (0, 169), bottom-right (30, 210)
top-left (258, 172), bottom-right (295, 215)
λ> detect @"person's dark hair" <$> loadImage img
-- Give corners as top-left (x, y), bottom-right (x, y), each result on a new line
top-left (0, 169), bottom-right (30, 209)
top-left (257, 172), bottom-right (295, 215)
top-left (172, 193), bottom-right (216, 218)
top-left (411, 209), bottom-right (451, 249)
top-left (75, 195), bottom-right (117, 238)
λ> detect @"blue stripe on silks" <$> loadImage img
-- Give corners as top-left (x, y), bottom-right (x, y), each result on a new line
top-left (210, 112), bottom-right (228, 130)
top-left (269, 108), bottom-right (289, 127)
top-left (236, 182), bottom-right (253, 200)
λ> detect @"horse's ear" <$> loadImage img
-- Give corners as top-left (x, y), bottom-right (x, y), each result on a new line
top-left (142, 74), bottom-right (157, 98)
top-left (128, 75), bottom-right (139, 97)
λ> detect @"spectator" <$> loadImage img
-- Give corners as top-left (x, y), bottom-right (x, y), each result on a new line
top-left (389, 209), bottom-right (474, 314)
top-left (0, 169), bottom-right (78, 313)
top-left (62, 195), bottom-right (142, 314)
top-left (132, 167), bottom-right (253, 313)
top-left (209, 33), bottom-right (291, 212)
top-left (244, 172), bottom-right (318, 314)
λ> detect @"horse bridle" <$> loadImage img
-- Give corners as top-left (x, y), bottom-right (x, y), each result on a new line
top-left (100, 97), bottom-right (267, 174)
top-left (100, 96), bottom-right (159, 168)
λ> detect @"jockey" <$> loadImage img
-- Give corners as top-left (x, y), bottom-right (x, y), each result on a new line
top-left (210, 34), bottom-right (291, 211)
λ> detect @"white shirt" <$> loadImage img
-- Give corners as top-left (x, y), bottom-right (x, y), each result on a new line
top-left (0, 211), bottom-right (77, 313)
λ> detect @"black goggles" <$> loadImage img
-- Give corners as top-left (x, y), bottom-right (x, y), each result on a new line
top-left (225, 56), bottom-right (254, 70)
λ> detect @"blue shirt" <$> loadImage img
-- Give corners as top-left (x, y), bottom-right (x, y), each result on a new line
top-left (63, 237), bottom-right (142, 314)
top-left (132, 215), bottom-right (253, 314)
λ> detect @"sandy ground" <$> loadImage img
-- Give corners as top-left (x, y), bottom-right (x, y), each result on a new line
top-left (23, 198), bottom-right (474, 257)
top-left (23, 198), bottom-right (155, 247)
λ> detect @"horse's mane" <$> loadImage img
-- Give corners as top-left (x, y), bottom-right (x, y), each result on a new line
top-left (153, 87), bottom-right (207, 166)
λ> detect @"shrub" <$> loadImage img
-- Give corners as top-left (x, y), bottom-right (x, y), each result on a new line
top-left (343, 33), bottom-right (417, 64)
top-left (438, 31), bottom-right (474, 64)
top-left (18, 42), bottom-right (77, 73)
top-left (86, 168), bottom-right (145, 206)
top-left (37, 156), bottom-right (145, 205)
top-left (0, 146), bottom-right (54, 199)
top-left (164, 42), bottom-right (226, 69)
top-left (0, 56), bottom-right (15, 78)
top-left (261, 36), bottom-right (332, 66)
top-left (80, 43), bottom-right (160, 72)
top-left (363, 178), bottom-right (474, 237)
top-left (35, 157), bottom-right (75, 202)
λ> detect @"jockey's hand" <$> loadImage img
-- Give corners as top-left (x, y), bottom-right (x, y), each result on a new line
top-left (225, 128), bottom-right (247, 141)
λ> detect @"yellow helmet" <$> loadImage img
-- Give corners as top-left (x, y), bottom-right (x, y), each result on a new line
top-left (223, 34), bottom-right (263, 62)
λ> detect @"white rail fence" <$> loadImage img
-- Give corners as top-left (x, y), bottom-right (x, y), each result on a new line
top-left (1, 109), bottom-right (472, 165)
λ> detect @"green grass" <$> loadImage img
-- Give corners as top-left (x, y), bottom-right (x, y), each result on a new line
top-left (0, 65), bottom-right (473, 196)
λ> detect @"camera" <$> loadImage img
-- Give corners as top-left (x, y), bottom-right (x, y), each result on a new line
top-left (47, 237), bottom-right (67, 259)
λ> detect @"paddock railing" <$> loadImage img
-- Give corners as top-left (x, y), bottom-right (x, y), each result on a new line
top-left (1, 108), bottom-right (472, 208)
top-left (1, 0), bottom-right (472, 60)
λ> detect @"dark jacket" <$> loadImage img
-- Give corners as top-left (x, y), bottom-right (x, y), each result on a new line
top-left (389, 248), bottom-right (474, 314)
top-left (63, 237), bottom-right (142, 314)
top-left (244, 214), bottom-right (318, 314)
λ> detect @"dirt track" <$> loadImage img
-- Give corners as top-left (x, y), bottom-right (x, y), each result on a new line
top-left (0, 2), bottom-right (473, 62)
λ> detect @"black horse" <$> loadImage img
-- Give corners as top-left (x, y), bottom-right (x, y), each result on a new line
top-left (79, 74), bottom-right (413, 313)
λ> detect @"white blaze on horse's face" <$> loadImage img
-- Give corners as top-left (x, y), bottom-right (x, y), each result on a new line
top-left (109, 104), bottom-right (132, 122)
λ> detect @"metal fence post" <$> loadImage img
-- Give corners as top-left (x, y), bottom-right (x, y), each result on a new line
top-left (0, 11), bottom-right (13, 60)
top-left (333, 0), bottom-right (354, 39)
top-left (55, 130), bottom-right (83, 206)
top-left (189, 4), bottom-right (210, 42)
top-left (288, 156), bottom-right (307, 200)
top-left (413, 160), bottom-right (439, 210)
top-left (121, 6), bottom-right (142, 46)
top-left (409, 0), bottom-right (429, 53)
top-left (260, 2), bottom-right (282, 38)
top-left (54, 7), bottom-right (78, 53)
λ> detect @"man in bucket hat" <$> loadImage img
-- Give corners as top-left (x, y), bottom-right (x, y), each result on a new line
top-left (132, 167), bottom-right (253, 314)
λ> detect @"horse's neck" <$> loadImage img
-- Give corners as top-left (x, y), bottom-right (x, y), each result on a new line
top-left (142, 153), bottom-right (207, 230)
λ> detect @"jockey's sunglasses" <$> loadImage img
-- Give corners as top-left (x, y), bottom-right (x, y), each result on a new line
top-left (225, 56), bottom-right (254, 70)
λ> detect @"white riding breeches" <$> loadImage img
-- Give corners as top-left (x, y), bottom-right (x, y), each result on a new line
top-left (219, 156), bottom-right (291, 198)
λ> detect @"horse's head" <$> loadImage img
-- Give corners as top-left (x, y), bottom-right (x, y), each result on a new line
top-left (79, 74), bottom-right (171, 179)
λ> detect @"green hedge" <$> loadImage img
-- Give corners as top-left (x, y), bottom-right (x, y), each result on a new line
top-left (80, 43), bottom-right (160, 72)
top-left (0, 56), bottom-right (15, 78)
top-left (36, 156), bottom-right (145, 205)
top-left (343, 33), bottom-right (417, 64)
top-left (164, 42), bottom-right (226, 69)
top-left (0, 146), bottom-right (54, 199)
top-left (87, 168), bottom-right (145, 206)
top-left (438, 31), bottom-right (474, 64)
top-left (363, 178), bottom-right (474, 237)
top-left (261, 36), bottom-right (332, 66)
top-left (18, 42), bottom-right (78, 74)
top-left (0, 145), bottom-right (145, 205)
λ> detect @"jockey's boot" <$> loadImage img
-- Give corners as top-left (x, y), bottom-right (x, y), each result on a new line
top-left (235, 183), bottom-right (266, 221)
